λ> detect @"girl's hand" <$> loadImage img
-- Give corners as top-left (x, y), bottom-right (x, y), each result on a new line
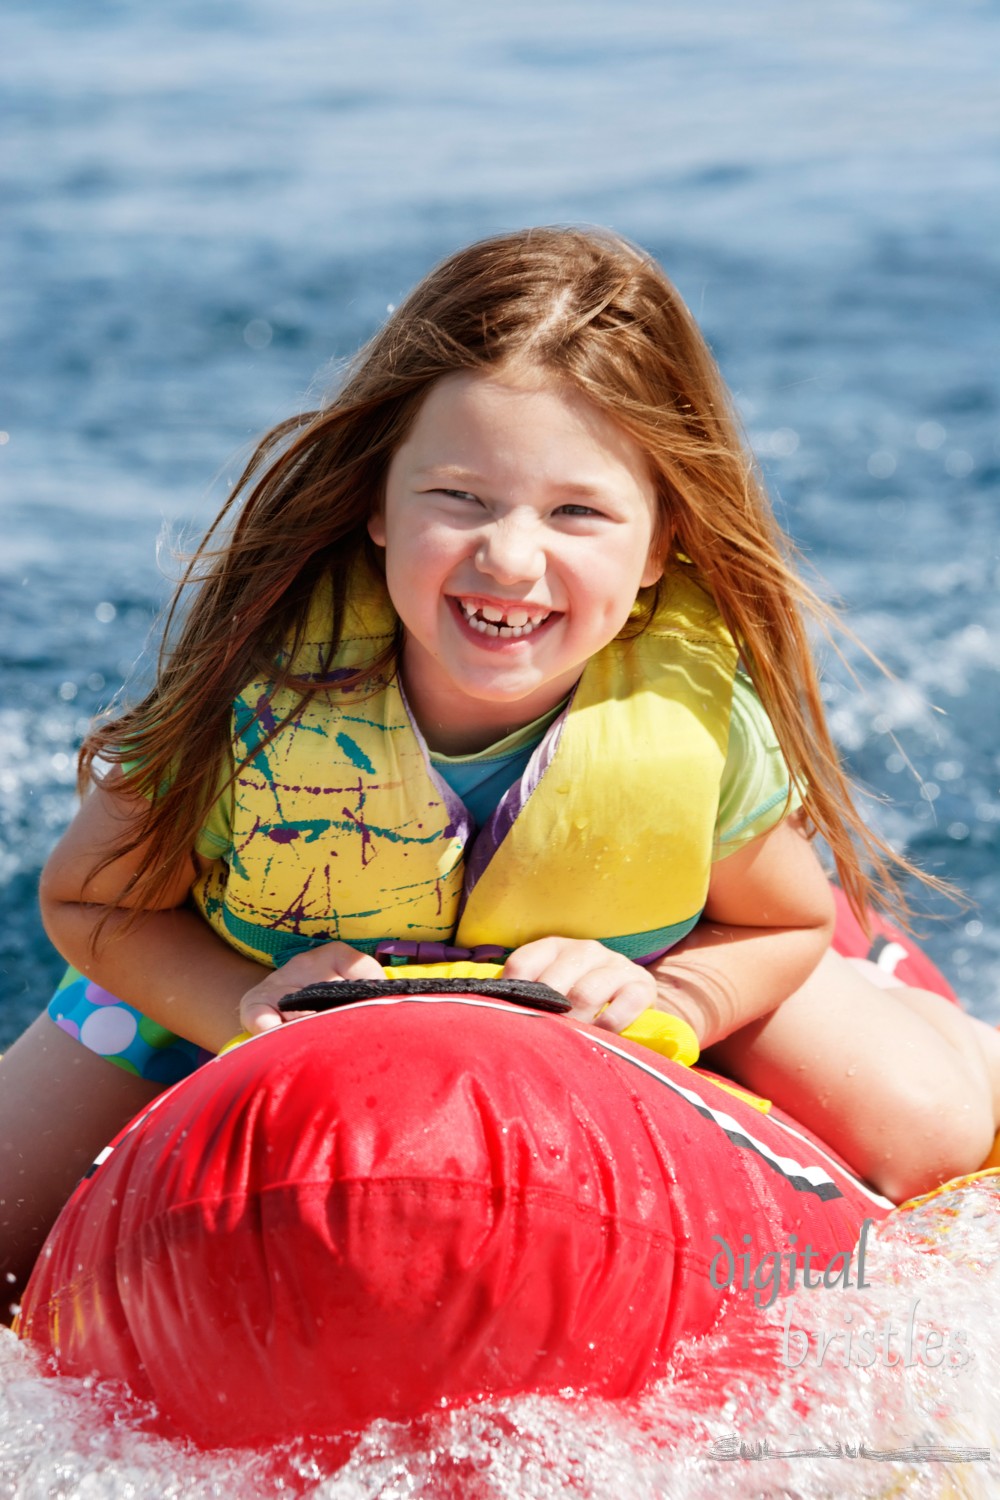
top-left (503, 936), bottom-right (656, 1033)
top-left (239, 941), bottom-right (384, 1036)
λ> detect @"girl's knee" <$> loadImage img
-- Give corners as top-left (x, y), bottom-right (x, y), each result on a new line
top-left (866, 1089), bottom-right (995, 1203)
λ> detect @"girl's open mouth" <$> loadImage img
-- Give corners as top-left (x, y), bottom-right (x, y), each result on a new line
top-left (452, 598), bottom-right (555, 639)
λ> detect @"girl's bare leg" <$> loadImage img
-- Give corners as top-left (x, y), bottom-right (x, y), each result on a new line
top-left (0, 1013), bottom-right (164, 1322)
top-left (703, 947), bottom-right (998, 1204)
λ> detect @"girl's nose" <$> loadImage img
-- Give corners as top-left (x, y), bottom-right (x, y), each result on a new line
top-left (474, 516), bottom-right (545, 584)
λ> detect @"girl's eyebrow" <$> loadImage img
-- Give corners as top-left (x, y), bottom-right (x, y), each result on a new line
top-left (414, 465), bottom-right (482, 483)
top-left (414, 465), bottom-right (612, 500)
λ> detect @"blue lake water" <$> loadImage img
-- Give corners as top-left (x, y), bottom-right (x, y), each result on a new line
top-left (2, 0), bottom-right (999, 1493)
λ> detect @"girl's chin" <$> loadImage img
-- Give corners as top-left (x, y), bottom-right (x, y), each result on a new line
top-left (443, 664), bottom-right (578, 714)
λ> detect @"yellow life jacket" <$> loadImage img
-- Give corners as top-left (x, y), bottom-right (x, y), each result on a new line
top-left (192, 560), bottom-right (738, 967)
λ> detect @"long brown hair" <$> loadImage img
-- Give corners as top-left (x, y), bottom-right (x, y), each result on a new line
top-left (83, 225), bottom-right (937, 924)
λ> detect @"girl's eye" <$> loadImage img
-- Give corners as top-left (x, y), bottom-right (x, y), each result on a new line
top-left (556, 503), bottom-right (603, 518)
top-left (437, 489), bottom-right (481, 504)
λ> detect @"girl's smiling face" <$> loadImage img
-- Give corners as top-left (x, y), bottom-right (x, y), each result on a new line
top-left (370, 367), bottom-right (665, 753)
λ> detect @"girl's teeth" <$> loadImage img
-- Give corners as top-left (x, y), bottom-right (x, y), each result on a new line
top-left (458, 600), bottom-right (548, 636)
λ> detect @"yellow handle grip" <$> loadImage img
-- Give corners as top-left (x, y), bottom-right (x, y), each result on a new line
top-left (382, 961), bottom-right (505, 981)
top-left (620, 1008), bottom-right (700, 1067)
top-left (219, 1031), bottom-right (254, 1054)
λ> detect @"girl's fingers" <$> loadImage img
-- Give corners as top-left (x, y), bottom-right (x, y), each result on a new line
top-left (502, 937), bottom-right (569, 982)
top-left (560, 966), bottom-right (655, 1026)
top-left (587, 976), bottom-right (657, 1033)
top-left (505, 936), bottom-right (611, 989)
top-left (335, 950), bottom-right (385, 981)
top-left (504, 938), bottom-right (656, 1030)
top-left (239, 941), bottom-right (384, 1035)
top-left (241, 998), bottom-right (289, 1035)
top-left (285, 942), bottom-right (385, 985)
top-left (239, 969), bottom-right (300, 1032)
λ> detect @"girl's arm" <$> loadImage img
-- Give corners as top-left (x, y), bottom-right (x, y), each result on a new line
top-left (504, 818), bottom-right (834, 1045)
top-left (39, 772), bottom-right (268, 1053)
top-left (649, 818), bottom-right (835, 1047)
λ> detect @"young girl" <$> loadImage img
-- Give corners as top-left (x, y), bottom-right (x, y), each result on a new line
top-left (3, 226), bottom-right (998, 1314)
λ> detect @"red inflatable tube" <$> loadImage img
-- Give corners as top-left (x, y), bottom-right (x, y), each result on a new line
top-left (18, 903), bottom-right (953, 1445)
top-left (828, 885), bottom-right (958, 1001)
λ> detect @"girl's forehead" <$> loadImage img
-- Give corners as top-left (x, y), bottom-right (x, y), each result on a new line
top-left (403, 367), bottom-right (647, 469)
